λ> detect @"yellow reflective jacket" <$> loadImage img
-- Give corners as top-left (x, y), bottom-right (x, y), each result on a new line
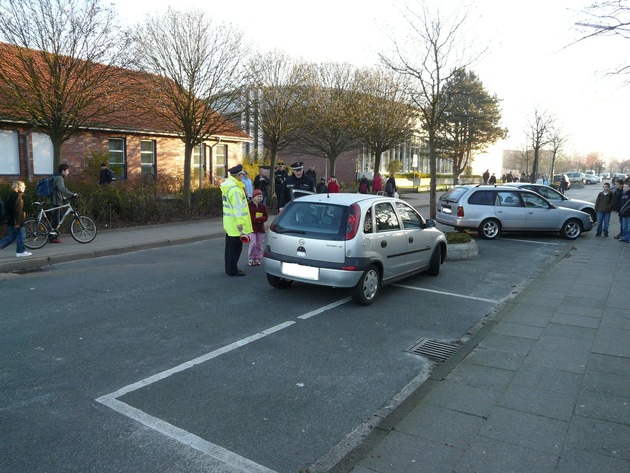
top-left (221, 176), bottom-right (253, 236)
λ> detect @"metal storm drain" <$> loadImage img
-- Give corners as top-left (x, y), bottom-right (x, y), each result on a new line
top-left (407, 339), bottom-right (459, 362)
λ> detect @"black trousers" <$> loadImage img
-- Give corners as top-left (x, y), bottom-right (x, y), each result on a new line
top-left (224, 234), bottom-right (243, 275)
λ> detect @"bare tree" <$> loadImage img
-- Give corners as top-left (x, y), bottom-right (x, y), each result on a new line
top-left (527, 109), bottom-right (554, 182)
top-left (380, 3), bottom-right (474, 218)
top-left (548, 126), bottom-right (567, 178)
top-left (0, 0), bottom-right (131, 168)
top-left (353, 68), bottom-right (418, 176)
top-left (134, 8), bottom-right (248, 208)
top-left (248, 51), bottom-right (310, 194)
top-left (575, 1), bottom-right (630, 81)
top-left (294, 62), bottom-right (360, 176)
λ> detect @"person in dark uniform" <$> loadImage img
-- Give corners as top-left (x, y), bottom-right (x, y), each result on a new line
top-left (281, 162), bottom-right (315, 209)
top-left (274, 162), bottom-right (288, 210)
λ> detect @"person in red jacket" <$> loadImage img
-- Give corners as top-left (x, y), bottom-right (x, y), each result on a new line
top-left (247, 189), bottom-right (268, 266)
top-left (327, 175), bottom-right (340, 193)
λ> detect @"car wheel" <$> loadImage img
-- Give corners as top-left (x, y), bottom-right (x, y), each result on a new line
top-left (478, 218), bottom-right (501, 239)
top-left (350, 265), bottom-right (380, 306)
top-left (561, 219), bottom-right (582, 239)
top-left (266, 273), bottom-right (293, 289)
top-left (427, 246), bottom-right (442, 276)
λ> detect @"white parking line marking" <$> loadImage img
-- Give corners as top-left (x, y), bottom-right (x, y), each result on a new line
top-left (393, 284), bottom-right (499, 303)
top-left (298, 297), bottom-right (351, 319)
top-left (97, 300), bottom-right (350, 471)
top-left (97, 397), bottom-right (278, 473)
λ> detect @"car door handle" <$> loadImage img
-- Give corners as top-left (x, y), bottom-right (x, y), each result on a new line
top-left (381, 241), bottom-right (387, 248)
top-left (408, 237), bottom-right (414, 243)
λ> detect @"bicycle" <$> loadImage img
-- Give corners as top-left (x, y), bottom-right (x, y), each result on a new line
top-left (23, 197), bottom-right (97, 249)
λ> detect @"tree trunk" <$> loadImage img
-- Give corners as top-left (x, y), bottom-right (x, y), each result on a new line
top-left (183, 141), bottom-right (193, 210)
top-left (429, 127), bottom-right (437, 219)
top-left (52, 139), bottom-right (63, 171)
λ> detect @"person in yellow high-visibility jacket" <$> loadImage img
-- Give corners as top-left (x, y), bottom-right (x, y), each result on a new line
top-left (221, 164), bottom-right (253, 276)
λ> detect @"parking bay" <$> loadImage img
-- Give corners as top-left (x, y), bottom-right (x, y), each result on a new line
top-left (100, 233), bottom-right (569, 472)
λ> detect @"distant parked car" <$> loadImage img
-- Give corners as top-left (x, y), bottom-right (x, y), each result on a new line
top-left (263, 193), bottom-right (447, 305)
top-left (436, 185), bottom-right (593, 240)
top-left (502, 182), bottom-right (596, 222)
top-left (566, 172), bottom-right (586, 184)
top-left (584, 174), bottom-right (601, 184)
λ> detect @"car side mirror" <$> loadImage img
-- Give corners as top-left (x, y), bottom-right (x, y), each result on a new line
top-left (425, 218), bottom-right (437, 228)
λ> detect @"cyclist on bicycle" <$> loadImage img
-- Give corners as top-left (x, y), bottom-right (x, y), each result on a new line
top-left (48, 163), bottom-right (77, 243)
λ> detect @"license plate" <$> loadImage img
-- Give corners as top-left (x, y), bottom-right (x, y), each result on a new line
top-left (441, 206), bottom-right (452, 214)
top-left (282, 262), bottom-right (319, 280)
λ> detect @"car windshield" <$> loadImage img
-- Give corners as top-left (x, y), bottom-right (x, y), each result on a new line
top-left (273, 202), bottom-right (348, 240)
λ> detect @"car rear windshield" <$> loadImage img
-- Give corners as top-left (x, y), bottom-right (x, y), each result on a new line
top-left (439, 187), bottom-right (469, 203)
top-left (274, 202), bottom-right (349, 240)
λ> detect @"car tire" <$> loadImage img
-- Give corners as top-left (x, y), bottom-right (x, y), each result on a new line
top-left (351, 264), bottom-right (380, 306)
top-left (478, 218), bottom-right (501, 239)
top-left (266, 273), bottom-right (293, 289)
top-left (427, 246), bottom-right (442, 276)
top-left (561, 219), bottom-right (582, 240)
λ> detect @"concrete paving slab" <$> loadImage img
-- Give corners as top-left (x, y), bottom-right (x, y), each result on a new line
top-left (592, 327), bottom-right (630, 357)
top-left (581, 369), bottom-right (630, 398)
top-left (524, 336), bottom-right (591, 373)
top-left (556, 448), bottom-right (630, 473)
top-left (476, 332), bottom-right (536, 356)
top-left (510, 365), bottom-right (583, 395)
top-left (463, 347), bottom-right (525, 372)
top-left (587, 353), bottom-right (630, 376)
top-left (453, 436), bottom-right (558, 473)
top-left (497, 384), bottom-right (577, 422)
top-left (357, 429), bottom-right (463, 473)
top-left (550, 312), bottom-right (601, 328)
top-left (480, 406), bottom-right (568, 454)
top-left (422, 381), bottom-right (501, 418)
top-left (394, 404), bottom-right (485, 450)
top-left (445, 363), bottom-right (515, 393)
top-left (565, 416), bottom-right (630, 460)
top-left (575, 390), bottom-right (630, 425)
top-left (491, 321), bottom-right (544, 339)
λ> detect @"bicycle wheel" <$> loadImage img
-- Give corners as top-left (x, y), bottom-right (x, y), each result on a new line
top-left (23, 218), bottom-right (50, 249)
top-left (70, 215), bottom-right (97, 243)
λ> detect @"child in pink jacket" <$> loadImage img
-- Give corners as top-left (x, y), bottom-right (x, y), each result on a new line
top-left (247, 189), bottom-right (268, 266)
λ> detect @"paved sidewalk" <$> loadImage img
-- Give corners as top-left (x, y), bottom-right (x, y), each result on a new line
top-left (344, 234), bottom-right (630, 473)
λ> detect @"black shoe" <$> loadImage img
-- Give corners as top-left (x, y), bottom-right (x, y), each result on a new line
top-left (604, 233), bottom-right (609, 237)
top-left (614, 233), bottom-right (622, 239)
top-left (228, 270), bottom-right (245, 277)
top-left (596, 233), bottom-right (601, 237)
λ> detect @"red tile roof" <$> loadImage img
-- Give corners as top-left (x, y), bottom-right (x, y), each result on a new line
top-left (0, 42), bottom-right (249, 140)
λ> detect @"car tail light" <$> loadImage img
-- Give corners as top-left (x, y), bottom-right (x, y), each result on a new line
top-left (345, 203), bottom-right (360, 240)
top-left (457, 206), bottom-right (464, 217)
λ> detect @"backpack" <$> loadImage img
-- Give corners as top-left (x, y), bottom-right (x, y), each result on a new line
top-left (385, 180), bottom-right (394, 194)
top-left (359, 181), bottom-right (368, 193)
top-left (36, 177), bottom-right (54, 197)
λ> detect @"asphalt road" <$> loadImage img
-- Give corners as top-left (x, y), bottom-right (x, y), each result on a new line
top-left (1, 184), bottom-right (602, 473)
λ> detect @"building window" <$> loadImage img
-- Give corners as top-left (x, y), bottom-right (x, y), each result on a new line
top-left (214, 144), bottom-right (227, 179)
top-left (0, 130), bottom-right (20, 175)
top-left (108, 138), bottom-right (126, 179)
top-left (192, 144), bottom-right (204, 185)
top-left (140, 140), bottom-right (156, 177)
top-left (32, 132), bottom-right (53, 175)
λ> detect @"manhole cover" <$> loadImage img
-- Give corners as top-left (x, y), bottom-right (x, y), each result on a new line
top-left (407, 338), bottom-right (458, 362)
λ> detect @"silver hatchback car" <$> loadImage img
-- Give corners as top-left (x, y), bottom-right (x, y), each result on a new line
top-left (263, 193), bottom-right (447, 305)
top-left (436, 185), bottom-right (593, 240)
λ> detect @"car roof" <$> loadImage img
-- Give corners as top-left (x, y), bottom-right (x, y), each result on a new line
top-left (292, 192), bottom-right (401, 206)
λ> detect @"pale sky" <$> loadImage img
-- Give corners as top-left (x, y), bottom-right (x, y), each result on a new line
top-left (113, 0), bottom-right (629, 171)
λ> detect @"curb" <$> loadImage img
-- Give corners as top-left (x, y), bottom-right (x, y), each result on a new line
top-left (446, 239), bottom-right (478, 260)
top-left (306, 243), bottom-right (574, 473)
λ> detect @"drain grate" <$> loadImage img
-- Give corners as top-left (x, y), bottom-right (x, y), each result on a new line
top-left (407, 338), bottom-right (459, 362)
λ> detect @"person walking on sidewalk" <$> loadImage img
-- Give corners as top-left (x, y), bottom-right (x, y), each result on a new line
top-left (221, 164), bottom-right (252, 277)
top-left (247, 189), bottom-right (268, 266)
top-left (618, 182), bottom-right (630, 242)
top-left (49, 163), bottom-right (77, 243)
top-left (0, 180), bottom-right (32, 257)
top-left (594, 182), bottom-right (615, 237)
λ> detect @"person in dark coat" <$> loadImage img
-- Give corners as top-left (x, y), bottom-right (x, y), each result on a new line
top-left (316, 178), bottom-right (327, 194)
top-left (281, 162), bottom-right (315, 209)
top-left (0, 180), bottom-right (31, 257)
top-left (99, 163), bottom-right (114, 185)
top-left (274, 162), bottom-right (288, 209)
top-left (48, 163), bottom-right (77, 243)
top-left (385, 174), bottom-right (397, 197)
top-left (594, 182), bottom-right (615, 237)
